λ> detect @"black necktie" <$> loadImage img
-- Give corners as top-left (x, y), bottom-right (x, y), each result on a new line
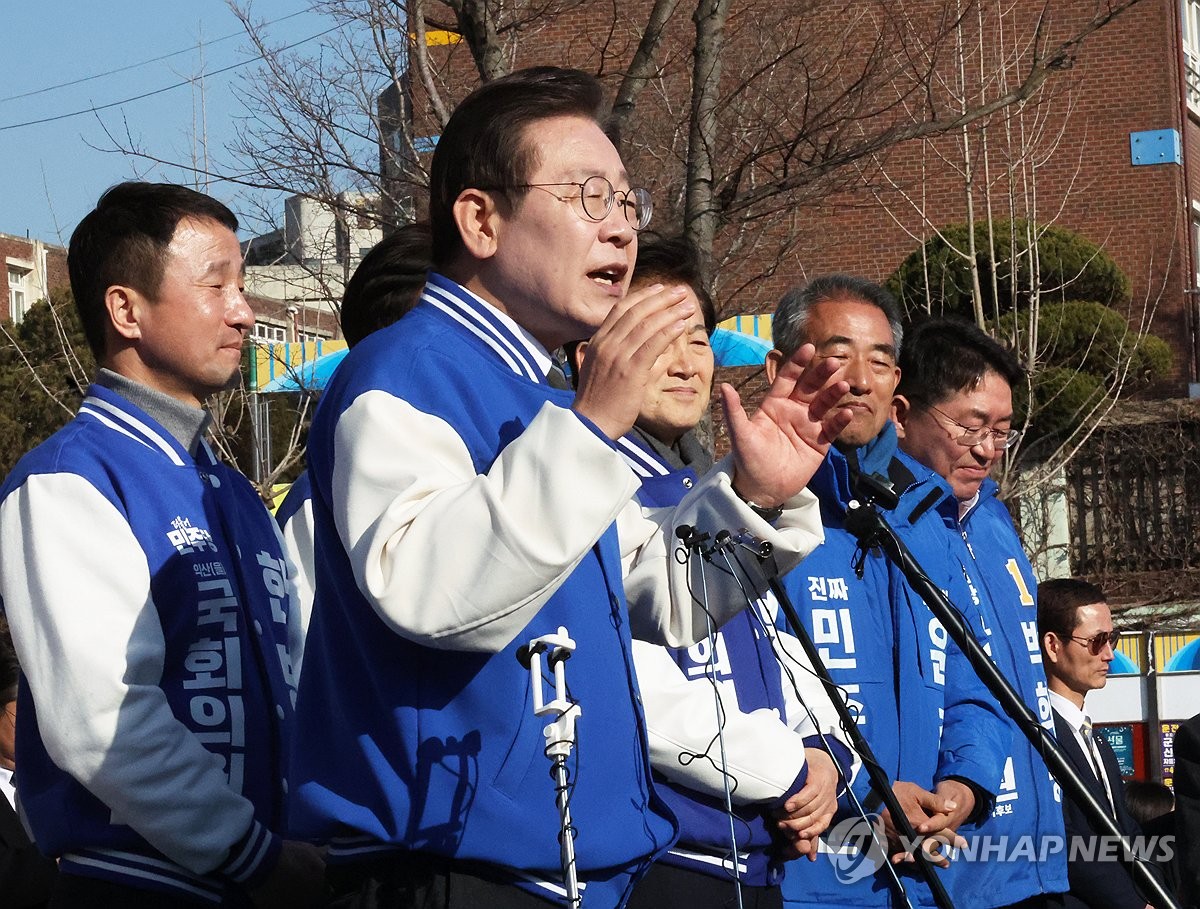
top-left (1081, 716), bottom-right (1116, 814)
top-left (546, 363), bottom-right (571, 390)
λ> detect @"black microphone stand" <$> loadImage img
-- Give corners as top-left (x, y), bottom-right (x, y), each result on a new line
top-left (767, 572), bottom-right (956, 909)
top-left (842, 490), bottom-right (1180, 909)
top-left (679, 525), bottom-right (955, 909)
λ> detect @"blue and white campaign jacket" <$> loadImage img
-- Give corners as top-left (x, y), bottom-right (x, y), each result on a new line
top-left (0, 383), bottom-right (299, 904)
top-left (288, 273), bottom-right (828, 908)
top-left (275, 469), bottom-right (315, 649)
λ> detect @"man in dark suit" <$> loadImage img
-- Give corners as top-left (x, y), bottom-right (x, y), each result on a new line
top-left (1039, 578), bottom-right (1157, 909)
top-left (1173, 712), bottom-right (1200, 908)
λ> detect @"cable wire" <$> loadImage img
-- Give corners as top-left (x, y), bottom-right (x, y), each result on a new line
top-left (717, 539), bottom-right (917, 908)
top-left (0, 10), bottom-right (308, 105)
top-left (0, 24), bottom-right (341, 132)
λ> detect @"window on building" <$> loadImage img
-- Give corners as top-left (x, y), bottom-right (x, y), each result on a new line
top-left (298, 330), bottom-right (326, 343)
top-left (252, 322), bottom-right (288, 343)
top-left (8, 267), bottom-right (29, 322)
top-left (1193, 207), bottom-right (1200, 289)
top-left (1185, 1), bottom-right (1200, 112)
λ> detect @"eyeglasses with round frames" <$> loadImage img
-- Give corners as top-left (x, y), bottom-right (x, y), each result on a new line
top-left (1065, 629), bottom-right (1123, 655)
top-left (501, 175), bottom-right (653, 231)
top-left (925, 402), bottom-right (1022, 450)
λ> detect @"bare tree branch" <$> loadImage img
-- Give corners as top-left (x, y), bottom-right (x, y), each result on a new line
top-left (608, 0), bottom-right (680, 148)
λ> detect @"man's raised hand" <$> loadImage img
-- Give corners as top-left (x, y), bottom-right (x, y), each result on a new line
top-left (723, 342), bottom-right (852, 508)
top-left (572, 283), bottom-right (692, 439)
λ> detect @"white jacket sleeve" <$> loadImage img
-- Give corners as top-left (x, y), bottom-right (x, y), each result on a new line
top-left (618, 454), bottom-right (825, 646)
top-left (633, 637), bottom-right (811, 804)
top-left (333, 394), bottom-right (826, 652)
top-left (634, 595), bottom-right (860, 805)
top-left (0, 475), bottom-right (260, 875)
top-left (276, 499), bottom-right (314, 677)
top-left (333, 393), bottom-right (638, 651)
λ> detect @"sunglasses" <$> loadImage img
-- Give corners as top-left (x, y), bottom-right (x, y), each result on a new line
top-left (1065, 629), bottom-right (1123, 655)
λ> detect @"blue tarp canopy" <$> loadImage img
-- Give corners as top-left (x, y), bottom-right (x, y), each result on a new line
top-left (1165, 638), bottom-right (1200, 672)
top-left (711, 328), bottom-right (773, 367)
top-left (260, 327), bottom-right (773, 393)
top-left (261, 348), bottom-right (349, 393)
top-left (1109, 650), bottom-right (1139, 675)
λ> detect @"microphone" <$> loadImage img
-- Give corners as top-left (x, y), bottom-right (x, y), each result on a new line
top-left (675, 524), bottom-right (710, 551)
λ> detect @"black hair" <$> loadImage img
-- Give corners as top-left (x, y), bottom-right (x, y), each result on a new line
top-left (630, 234), bottom-right (716, 335)
top-left (428, 67), bottom-right (605, 270)
top-left (895, 316), bottom-right (1024, 408)
top-left (773, 274), bottom-right (903, 358)
top-left (341, 222), bottom-right (433, 347)
top-left (69, 182), bottom-right (239, 360)
top-left (1037, 577), bottom-right (1107, 638)
top-left (1124, 779), bottom-right (1174, 826)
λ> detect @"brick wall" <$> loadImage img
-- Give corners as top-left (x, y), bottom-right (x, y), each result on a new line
top-left (0, 234), bottom-right (70, 317)
top-left (400, 0), bottom-right (1198, 391)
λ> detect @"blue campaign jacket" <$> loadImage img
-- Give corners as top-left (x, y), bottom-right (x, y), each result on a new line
top-left (623, 436), bottom-right (851, 889)
top-left (0, 385), bottom-right (294, 904)
top-left (930, 476), bottom-right (1068, 906)
top-left (780, 430), bottom-right (1009, 908)
top-left (289, 275), bottom-right (678, 908)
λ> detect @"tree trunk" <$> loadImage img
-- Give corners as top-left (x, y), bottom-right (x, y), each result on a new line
top-left (685, 0), bottom-right (730, 278)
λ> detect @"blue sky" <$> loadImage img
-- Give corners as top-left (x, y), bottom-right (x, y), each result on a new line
top-left (0, 1), bottom-right (341, 245)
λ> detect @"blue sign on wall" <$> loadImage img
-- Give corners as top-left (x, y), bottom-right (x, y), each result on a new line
top-left (1130, 129), bottom-right (1182, 166)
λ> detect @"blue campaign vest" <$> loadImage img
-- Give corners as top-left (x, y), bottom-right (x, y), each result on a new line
top-left (780, 434), bottom-right (1008, 908)
top-left (935, 479), bottom-right (1068, 906)
top-left (288, 274), bottom-right (677, 906)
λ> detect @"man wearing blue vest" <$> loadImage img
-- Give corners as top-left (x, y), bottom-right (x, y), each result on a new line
top-left (288, 68), bottom-right (855, 909)
top-left (0, 182), bottom-right (322, 907)
top-left (770, 277), bottom-right (1010, 909)
top-left (893, 318), bottom-right (1068, 908)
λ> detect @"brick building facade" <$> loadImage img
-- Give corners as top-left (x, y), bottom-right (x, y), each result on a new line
top-left (2, 233), bottom-right (69, 323)
top-left (798, 0), bottom-right (1200, 392)
top-left (385, 0), bottom-right (1200, 394)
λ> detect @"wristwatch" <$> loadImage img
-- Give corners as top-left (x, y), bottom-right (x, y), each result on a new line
top-left (734, 487), bottom-right (784, 523)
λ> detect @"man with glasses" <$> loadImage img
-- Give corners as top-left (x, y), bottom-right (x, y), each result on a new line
top-left (289, 67), bottom-right (853, 909)
top-left (894, 317), bottom-right (1068, 908)
top-left (1038, 578), bottom-right (1155, 909)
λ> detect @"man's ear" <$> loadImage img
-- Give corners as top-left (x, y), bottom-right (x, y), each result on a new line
top-left (105, 285), bottom-right (143, 343)
top-left (453, 188), bottom-right (502, 260)
top-left (1042, 631), bottom-right (1062, 668)
top-left (573, 340), bottom-right (590, 373)
top-left (891, 394), bottom-right (911, 438)
top-left (764, 348), bottom-right (783, 384)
